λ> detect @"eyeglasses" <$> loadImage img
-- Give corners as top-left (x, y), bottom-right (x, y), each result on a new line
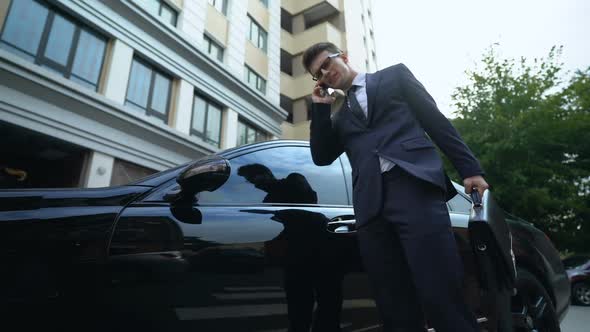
top-left (312, 53), bottom-right (341, 81)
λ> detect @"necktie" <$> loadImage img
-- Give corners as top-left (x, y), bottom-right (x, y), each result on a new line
top-left (347, 85), bottom-right (366, 123)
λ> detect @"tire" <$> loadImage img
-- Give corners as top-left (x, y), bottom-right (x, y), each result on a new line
top-left (511, 269), bottom-right (561, 332)
top-left (572, 282), bottom-right (590, 306)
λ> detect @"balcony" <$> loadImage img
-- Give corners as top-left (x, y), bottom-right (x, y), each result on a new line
top-left (280, 72), bottom-right (316, 101)
top-left (205, 4), bottom-right (228, 46)
top-left (281, 21), bottom-right (344, 55)
top-left (281, 120), bottom-right (311, 140)
top-left (282, 0), bottom-right (340, 16)
top-left (245, 41), bottom-right (268, 78)
top-left (248, 0), bottom-right (270, 29)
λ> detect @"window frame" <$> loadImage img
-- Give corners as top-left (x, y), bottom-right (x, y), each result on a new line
top-left (144, 144), bottom-right (351, 207)
top-left (143, 0), bottom-right (178, 26)
top-left (248, 15), bottom-right (267, 53)
top-left (208, 0), bottom-right (228, 16)
top-left (237, 119), bottom-right (267, 146)
top-left (159, 1), bottom-right (178, 26)
top-left (203, 34), bottom-right (224, 62)
top-left (190, 92), bottom-right (223, 147)
top-left (197, 145), bottom-right (350, 206)
top-left (245, 66), bottom-right (266, 94)
top-left (0, 0), bottom-right (108, 91)
top-left (125, 56), bottom-right (174, 123)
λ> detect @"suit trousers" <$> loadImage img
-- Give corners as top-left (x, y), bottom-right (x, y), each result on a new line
top-left (356, 167), bottom-right (479, 332)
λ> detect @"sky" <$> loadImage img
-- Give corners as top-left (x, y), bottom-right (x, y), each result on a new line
top-left (372, 0), bottom-right (590, 118)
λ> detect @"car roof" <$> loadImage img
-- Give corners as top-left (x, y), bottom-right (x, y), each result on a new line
top-left (132, 139), bottom-right (471, 191)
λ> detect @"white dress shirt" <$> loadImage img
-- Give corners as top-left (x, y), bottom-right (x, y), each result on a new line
top-left (350, 73), bottom-right (396, 173)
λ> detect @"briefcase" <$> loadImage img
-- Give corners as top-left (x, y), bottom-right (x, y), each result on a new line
top-left (469, 189), bottom-right (517, 332)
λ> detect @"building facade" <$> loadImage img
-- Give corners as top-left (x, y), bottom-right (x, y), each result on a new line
top-left (0, 0), bottom-right (285, 188)
top-left (279, 0), bottom-right (378, 140)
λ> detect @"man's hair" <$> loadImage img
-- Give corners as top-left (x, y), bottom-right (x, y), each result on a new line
top-left (302, 42), bottom-right (341, 74)
top-left (238, 163), bottom-right (274, 179)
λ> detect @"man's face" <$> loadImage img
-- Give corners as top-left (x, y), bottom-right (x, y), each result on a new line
top-left (308, 50), bottom-right (352, 89)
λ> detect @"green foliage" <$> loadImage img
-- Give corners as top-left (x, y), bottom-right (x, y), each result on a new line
top-left (447, 45), bottom-right (590, 252)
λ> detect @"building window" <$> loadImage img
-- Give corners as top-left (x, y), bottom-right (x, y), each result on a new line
top-left (208, 0), bottom-right (228, 15)
top-left (142, 0), bottom-right (178, 26)
top-left (280, 49), bottom-right (293, 75)
top-left (245, 66), bottom-right (266, 94)
top-left (0, 0), bottom-right (107, 91)
top-left (111, 158), bottom-right (157, 186)
top-left (191, 93), bottom-right (222, 147)
top-left (237, 120), bottom-right (267, 146)
top-left (280, 8), bottom-right (293, 33)
top-left (259, 0), bottom-right (269, 8)
top-left (125, 57), bottom-right (173, 124)
top-left (280, 94), bottom-right (294, 123)
top-left (203, 35), bottom-right (224, 62)
top-left (248, 16), bottom-right (267, 53)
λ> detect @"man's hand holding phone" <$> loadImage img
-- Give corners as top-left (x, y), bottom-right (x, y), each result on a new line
top-left (312, 83), bottom-right (336, 104)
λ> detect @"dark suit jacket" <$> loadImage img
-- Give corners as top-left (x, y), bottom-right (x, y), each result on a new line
top-left (310, 64), bottom-right (483, 227)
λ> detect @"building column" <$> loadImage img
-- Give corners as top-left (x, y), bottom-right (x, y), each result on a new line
top-left (172, 79), bottom-right (194, 135)
top-left (221, 108), bottom-right (238, 149)
top-left (226, 1), bottom-right (248, 79)
top-left (178, 0), bottom-right (207, 48)
top-left (83, 151), bottom-right (115, 188)
top-left (292, 14), bottom-right (305, 34)
top-left (102, 39), bottom-right (134, 104)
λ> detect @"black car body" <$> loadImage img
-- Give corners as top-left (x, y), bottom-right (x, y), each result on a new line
top-left (0, 140), bottom-right (570, 331)
top-left (563, 255), bottom-right (590, 306)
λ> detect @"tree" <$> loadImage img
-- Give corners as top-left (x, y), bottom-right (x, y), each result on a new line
top-left (447, 45), bottom-right (590, 252)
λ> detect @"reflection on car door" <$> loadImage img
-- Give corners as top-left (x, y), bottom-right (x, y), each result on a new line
top-left (105, 146), bottom-right (378, 331)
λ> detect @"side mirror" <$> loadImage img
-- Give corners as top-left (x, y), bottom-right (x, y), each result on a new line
top-left (166, 156), bottom-right (230, 204)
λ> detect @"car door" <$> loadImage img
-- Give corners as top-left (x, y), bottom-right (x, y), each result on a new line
top-left (446, 189), bottom-right (509, 329)
top-left (105, 145), bottom-right (378, 331)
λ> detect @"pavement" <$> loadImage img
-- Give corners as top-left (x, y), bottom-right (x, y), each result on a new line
top-left (560, 305), bottom-right (590, 332)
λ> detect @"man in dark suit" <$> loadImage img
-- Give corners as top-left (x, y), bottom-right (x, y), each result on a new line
top-left (304, 42), bottom-right (489, 332)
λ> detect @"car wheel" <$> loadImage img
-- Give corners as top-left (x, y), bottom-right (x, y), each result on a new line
top-left (511, 269), bottom-right (560, 332)
top-left (572, 282), bottom-right (590, 306)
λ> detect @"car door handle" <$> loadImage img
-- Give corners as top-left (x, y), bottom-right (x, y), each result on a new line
top-left (327, 220), bottom-right (357, 234)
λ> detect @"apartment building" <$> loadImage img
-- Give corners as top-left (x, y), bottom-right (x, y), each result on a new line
top-left (280, 0), bottom-right (378, 140)
top-left (0, 0), bottom-right (285, 188)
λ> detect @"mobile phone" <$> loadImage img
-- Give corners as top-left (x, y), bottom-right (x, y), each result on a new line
top-left (319, 83), bottom-right (329, 97)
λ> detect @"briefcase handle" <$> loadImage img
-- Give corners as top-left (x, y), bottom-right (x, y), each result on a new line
top-left (470, 188), bottom-right (483, 207)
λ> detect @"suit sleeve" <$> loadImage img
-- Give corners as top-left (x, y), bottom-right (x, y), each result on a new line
top-left (397, 64), bottom-right (484, 179)
top-left (309, 102), bottom-right (344, 166)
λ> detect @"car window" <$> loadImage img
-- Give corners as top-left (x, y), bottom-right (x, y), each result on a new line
top-left (198, 146), bottom-right (348, 205)
top-left (447, 193), bottom-right (472, 214)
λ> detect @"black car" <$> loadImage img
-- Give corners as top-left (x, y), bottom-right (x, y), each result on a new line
top-left (1, 140), bottom-right (570, 331)
top-left (563, 254), bottom-right (590, 306)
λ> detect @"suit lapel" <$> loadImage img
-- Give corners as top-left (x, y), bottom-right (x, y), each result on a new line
top-left (366, 72), bottom-right (379, 125)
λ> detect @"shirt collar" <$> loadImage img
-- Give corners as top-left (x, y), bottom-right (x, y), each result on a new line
top-left (351, 72), bottom-right (366, 88)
